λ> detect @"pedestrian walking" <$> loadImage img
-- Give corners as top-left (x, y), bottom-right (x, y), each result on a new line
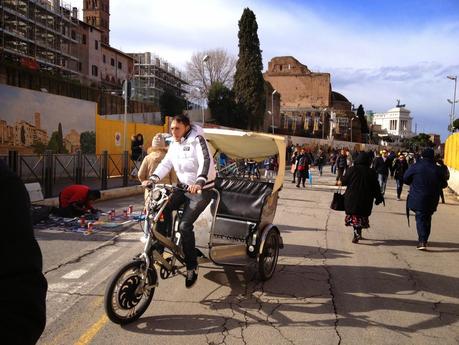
top-left (393, 154), bottom-right (409, 200)
top-left (335, 149), bottom-right (347, 185)
top-left (329, 151), bottom-right (337, 174)
top-left (372, 150), bottom-right (391, 195)
top-left (130, 133), bottom-right (144, 177)
top-left (296, 149), bottom-right (310, 188)
top-left (315, 150), bottom-right (326, 176)
top-left (290, 148), bottom-right (299, 183)
top-left (403, 148), bottom-right (448, 250)
top-left (341, 152), bottom-right (384, 243)
top-left (436, 158), bottom-right (450, 204)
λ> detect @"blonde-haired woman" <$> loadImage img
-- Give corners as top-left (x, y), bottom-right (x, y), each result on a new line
top-left (138, 133), bottom-right (177, 203)
top-left (138, 133), bottom-right (177, 242)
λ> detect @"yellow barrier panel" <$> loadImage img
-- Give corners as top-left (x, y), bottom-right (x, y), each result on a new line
top-left (95, 115), bottom-right (168, 155)
top-left (445, 133), bottom-right (459, 170)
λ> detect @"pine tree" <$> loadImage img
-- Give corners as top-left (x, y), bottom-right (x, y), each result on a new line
top-left (233, 8), bottom-right (266, 130)
top-left (357, 105), bottom-right (369, 134)
top-left (57, 122), bottom-right (64, 153)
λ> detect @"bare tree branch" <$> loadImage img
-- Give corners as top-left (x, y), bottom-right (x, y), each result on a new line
top-left (185, 48), bottom-right (236, 103)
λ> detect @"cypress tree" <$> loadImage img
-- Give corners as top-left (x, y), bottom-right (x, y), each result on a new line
top-left (233, 8), bottom-right (266, 130)
top-left (57, 122), bottom-right (64, 153)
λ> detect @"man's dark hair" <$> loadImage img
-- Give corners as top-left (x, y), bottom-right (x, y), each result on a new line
top-left (88, 189), bottom-right (101, 200)
top-left (172, 114), bottom-right (191, 127)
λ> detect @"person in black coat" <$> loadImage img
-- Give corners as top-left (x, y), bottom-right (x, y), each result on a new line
top-left (341, 152), bottom-right (384, 243)
top-left (393, 154), bottom-right (409, 200)
top-left (295, 149), bottom-right (310, 188)
top-left (404, 148), bottom-right (448, 250)
top-left (0, 160), bottom-right (47, 344)
top-left (131, 133), bottom-right (144, 161)
top-left (436, 158), bottom-right (450, 204)
top-left (335, 149), bottom-right (348, 185)
top-left (372, 150), bottom-right (391, 195)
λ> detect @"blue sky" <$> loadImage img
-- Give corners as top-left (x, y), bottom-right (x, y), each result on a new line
top-left (75, 0), bottom-right (459, 141)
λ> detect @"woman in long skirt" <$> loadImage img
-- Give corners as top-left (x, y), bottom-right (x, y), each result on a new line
top-left (341, 152), bottom-right (384, 243)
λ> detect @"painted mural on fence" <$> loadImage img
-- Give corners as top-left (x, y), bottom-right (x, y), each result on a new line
top-left (0, 84), bottom-right (96, 154)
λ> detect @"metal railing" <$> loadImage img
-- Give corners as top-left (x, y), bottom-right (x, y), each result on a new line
top-left (2, 150), bottom-right (141, 198)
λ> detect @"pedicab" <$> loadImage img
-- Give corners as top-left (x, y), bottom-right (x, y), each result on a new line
top-left (104, 128), bottom-right (286, 324)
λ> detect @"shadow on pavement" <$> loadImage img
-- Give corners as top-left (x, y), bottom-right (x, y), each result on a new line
top-left (368, 239), bottom-right (459, 252)
top-left (122, 262), bottom-right (459, 337)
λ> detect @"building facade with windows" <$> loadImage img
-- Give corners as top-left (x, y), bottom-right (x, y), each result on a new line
top-left (372, 105), bottom-right (413, 138)
top-left (1, 0), bottom-right (80, 75)
top-left (101, 44), bottom-right (133, 88)
top-left (128, 52), bottom-right (188, 106)
top-left (263, 56), bottom-right (362, 141)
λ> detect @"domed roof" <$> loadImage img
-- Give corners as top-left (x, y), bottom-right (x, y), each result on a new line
top-left (332, 91), bottom-right (350, 103)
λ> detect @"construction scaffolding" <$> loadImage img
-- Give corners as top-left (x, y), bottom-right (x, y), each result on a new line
top-left (0, 0), bottom-right (80, 76)
top-left (128, 52), bottom-right (188, 106)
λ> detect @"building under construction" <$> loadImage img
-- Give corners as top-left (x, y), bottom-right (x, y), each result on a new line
top-left (128, 52), bottom-right (188, 106)
top-left (1, 0), bottom-right (80, 76)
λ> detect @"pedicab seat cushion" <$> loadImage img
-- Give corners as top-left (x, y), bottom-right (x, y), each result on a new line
top-left (214, 177), bottom-right (273, 222)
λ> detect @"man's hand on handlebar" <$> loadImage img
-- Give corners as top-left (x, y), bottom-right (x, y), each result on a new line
top-left (188, 184), bottom-right (202, 194)
top-left (141, 180), bottom-right (152, 188)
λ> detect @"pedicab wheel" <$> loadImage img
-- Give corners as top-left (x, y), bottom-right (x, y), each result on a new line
top-left (104, 259), bottom-right (157, 325)
top-left (258, 229), bottom-right (280, 281)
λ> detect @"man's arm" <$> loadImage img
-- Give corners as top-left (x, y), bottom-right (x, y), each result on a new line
top-left (195, 135), bottom-right (212, 188)
top-left (403, 165), bottom-right (414, 185)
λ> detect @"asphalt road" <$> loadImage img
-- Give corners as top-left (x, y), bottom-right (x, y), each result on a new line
top-left (37, 169), bottom-right (459, 345)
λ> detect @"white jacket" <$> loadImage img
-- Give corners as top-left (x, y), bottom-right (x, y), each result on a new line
top-left (152, 125), bottom-right (216, 188)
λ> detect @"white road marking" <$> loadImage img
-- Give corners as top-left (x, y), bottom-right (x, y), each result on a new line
top-left (62, 269), bottom-right (88, 280)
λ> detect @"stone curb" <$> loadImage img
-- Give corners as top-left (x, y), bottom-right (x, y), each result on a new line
top-left (34, 185), bottom-right (144, 207)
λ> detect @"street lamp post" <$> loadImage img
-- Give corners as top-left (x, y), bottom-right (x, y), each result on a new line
top-left (447, 75), bottom-right (457, 132)
top-left (195, 87), bottom-right (205, 125)
top-left (201, 55), bottom-right (210, 126)
top-left (321, 108), bottom-right (328, 139)
top-left (271, 90), bottom-right (277, 134)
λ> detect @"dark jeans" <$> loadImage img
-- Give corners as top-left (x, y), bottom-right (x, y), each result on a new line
top-left (162, 189), bottom-right (213, 270)
top-left (378, 173), bottom-right (388, 195)
top-left (317, 164), bottom-right (323, 176)
top-left (55, 204), bottom-right (85, 218)
top-left (331, 163), bottom-right (337, 174)
top-left (292, 168), bottom-right (298, 182)
top-left (336, 167), bottom-right (345, 182)
top-left (415, 210), bottom-right (432, 243)
top-left (395, 177), bottom-right (404, 198)
top-left (296, 170), bottom-right (308, 187)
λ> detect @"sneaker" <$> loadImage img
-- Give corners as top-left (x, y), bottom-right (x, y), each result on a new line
top-left (185, 268), bottom-right (198, 288)
top-left (417, 242), bottom-right (427, 250)
top-left (352, 235), bottom-right (359, 244)
top-left (397, 197), bottom-right (401, 201)
top-left (296, 185), bottom-right (300, 188)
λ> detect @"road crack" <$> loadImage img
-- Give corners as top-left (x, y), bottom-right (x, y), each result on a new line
top-left (44, 232), bottom-right (126, 275)
top-left (318, 210), bottom-right (342, 345)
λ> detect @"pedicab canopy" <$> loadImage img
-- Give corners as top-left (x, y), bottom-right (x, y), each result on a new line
top-left (203, 128), bottom-right (286, 192)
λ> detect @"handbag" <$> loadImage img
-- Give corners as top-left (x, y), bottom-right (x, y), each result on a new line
top-left (330, 188), bottom-right (345, 211)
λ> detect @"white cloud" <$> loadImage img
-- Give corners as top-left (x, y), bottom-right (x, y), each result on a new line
top-left (72, 0), bottom-right (459, 140)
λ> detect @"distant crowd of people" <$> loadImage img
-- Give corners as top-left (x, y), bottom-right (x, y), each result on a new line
top-left (286, 143), bottom-right (450, 249)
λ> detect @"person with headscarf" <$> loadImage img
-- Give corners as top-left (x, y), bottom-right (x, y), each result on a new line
top-left (341, 152), bottom-right (384, 243)
top-left (404, 148), bottom-right (448, 250)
